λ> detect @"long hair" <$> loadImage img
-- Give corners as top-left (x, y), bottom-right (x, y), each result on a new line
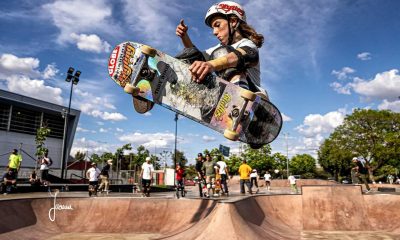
top-left (238, 22), bottom-right (264, 48)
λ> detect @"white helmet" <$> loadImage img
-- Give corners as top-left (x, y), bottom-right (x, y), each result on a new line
top-left (205, 1), bottom-right (246, 27)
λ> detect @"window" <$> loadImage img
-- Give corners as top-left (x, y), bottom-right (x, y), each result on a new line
top-left (0, 102), bottom-right (10, 130)
top-left (10, 106), bottom-right (42, 135)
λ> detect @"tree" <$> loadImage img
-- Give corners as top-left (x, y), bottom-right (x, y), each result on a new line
top-left (35, 125), bottom-right (51, 158)
top-left (319, 109), bottom-right (400, 180)
top-left (289, 154), bottom-right (316, 177)
top-left (74, 151), bottom-right (86, 162)
top-left (172, 150), bottom-right (187, 167)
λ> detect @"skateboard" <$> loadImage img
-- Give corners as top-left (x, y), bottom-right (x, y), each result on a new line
top-left (108, 41), bottom-right (283, 147)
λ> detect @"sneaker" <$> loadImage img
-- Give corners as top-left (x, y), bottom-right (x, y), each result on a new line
top-left (364, 190), bottom-right (371, 193)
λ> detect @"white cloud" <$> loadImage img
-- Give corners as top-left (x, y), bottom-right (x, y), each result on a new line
top-left (43, 63), bottom-right (59, 79)
top-left (116, 128), bottom-right (123, 132)
top-left (71, 137), bottom-right (115, 156)
top-left (4, 75), bottom-right (63, 104)
top-left (70, 33), bottom-right (111, 53)
top-left (351, 69), bottom-right (400, 101)
top-left (118, 132), bottom-right (176, 153)
top-left (330, 82), bottom-right (351, 95)
top-left (99, 128), bottom-right (108, 133)
top-left (42, 0), bottom-right (114, 44)
top-left (331, 67), bottom-right (355, 80)
top-left (357, 52), bottom-right (371, 61)
top-left (281, 113), bottom-right (292, 122)
top-left (378, 99), bottom-right (400, 113)
top-left (0, 53), bottom-right (40, 78)
top-left (296, 110), bottom-right (345, 138)
top-left (202, 135), bottom-right (216, 142)
top-left (76, 126), bottom-right (90, 133)
top-left (90, 110), bottom-right (127, 121)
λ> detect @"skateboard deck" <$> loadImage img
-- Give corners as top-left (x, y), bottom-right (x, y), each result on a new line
top-left (108, 41), bottom-right (282, 146)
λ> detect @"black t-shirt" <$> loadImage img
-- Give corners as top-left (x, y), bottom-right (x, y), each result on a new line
top-left (195, 161), bottom-right (203, 173)
top-left (356, 161), bottom-right (368, 174)
top-left (101, 164), bottom-right (110, 176)
top-left (3, 171), bottom-right (16, 180)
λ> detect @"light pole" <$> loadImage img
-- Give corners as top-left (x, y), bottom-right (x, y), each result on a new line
top-left (61, 67), bottom-right (81, 180)
top-left (174, 113), bottom-right (178, 169)
top-left (284, 133), bottom-right (289, 178)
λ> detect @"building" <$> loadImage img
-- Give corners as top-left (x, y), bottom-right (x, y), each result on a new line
top-left (0, 89), bottom-right (80, 177)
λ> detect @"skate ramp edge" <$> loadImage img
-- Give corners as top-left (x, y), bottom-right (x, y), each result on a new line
top-left (0, 185), bottom-right (399, 240)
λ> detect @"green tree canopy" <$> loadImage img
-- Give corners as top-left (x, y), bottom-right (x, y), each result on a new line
top-left (289, 154), bottom-right (316, 177)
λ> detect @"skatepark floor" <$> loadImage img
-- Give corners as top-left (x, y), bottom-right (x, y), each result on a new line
top-left (0, 184), bottom-right (399, 240)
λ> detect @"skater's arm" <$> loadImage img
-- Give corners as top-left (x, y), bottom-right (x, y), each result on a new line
top-left (176, 19), bottom-right (194, 48)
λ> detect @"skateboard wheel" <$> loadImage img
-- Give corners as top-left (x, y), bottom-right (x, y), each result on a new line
top-left (124, 84), bottom-right (140, 96)
top-left (141, 45), bottom-right (156, 57)
top-left (255, 91), bottom-right (269, 101)
top-left (224, 129), bottom-right (239, 141)
top-left (240, 89), bottom-right (256, 101)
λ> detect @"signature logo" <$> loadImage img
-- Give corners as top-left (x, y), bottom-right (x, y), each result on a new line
top-left (117, 44), bottom-right (136, 86)
top-left (214, 93), bottom-right (231, 121)
top-left (48, 190), bottom-right (74, 222)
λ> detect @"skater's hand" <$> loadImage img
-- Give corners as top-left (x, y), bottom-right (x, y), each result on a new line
top-left (189, 60), bottom-right (214, 83)
top-left (176, 19), bottom-right (188, 38)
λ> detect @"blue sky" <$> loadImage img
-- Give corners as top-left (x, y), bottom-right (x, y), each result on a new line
top-left (1, 0), bottom-right (399, 166)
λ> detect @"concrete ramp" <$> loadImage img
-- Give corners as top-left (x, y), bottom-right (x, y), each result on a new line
top-left (0, 185), bottom-right (399, 239)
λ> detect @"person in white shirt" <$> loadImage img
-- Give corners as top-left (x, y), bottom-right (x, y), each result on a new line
top-left (264, 171), bottom-right (272, 191)
top-left (140, 157), bottom-right (154, 197)
top-left (250, 169), bottom-right (259, 193)
top-left (288, 175), bottom-right (298, 193)
top-left (216, 156), bottom-right (230, 195)
top-left (39, 150), bottom-right (52, 187)
top-left (86, 162), bottom-right (101, 197)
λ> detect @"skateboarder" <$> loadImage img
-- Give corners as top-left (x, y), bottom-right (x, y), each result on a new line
top-left (216, 156), bottom-right (230, 195)
top-left (98, 159), bottom-right (113, 194)
top-left (176, 1), bottom-right (268, 98)
top-left (352, 157), bottom-right (371, 193)
top-left (202, 153), bottom-right (217, 197)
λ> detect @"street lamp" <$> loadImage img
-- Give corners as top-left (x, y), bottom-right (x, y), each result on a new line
top-left (174, 113), bottom-right (178, 169)
top-left (61, 67), bottom-right (81, 180)
top-left (284, 133), bottom-right (289, 178)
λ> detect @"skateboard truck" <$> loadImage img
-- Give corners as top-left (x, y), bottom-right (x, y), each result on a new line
top-left (224, 89), bottom-right (256, 141)
top-left (124, 45), bottom-right (157, 96)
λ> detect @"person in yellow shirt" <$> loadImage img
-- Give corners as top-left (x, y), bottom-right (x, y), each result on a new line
top-left (8, 149), bottom-right (22, 176)
top-left (238, 159), bottom-right (252, 194)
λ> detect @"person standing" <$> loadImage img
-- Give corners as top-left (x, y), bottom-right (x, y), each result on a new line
top-left (264, 171), bottom-right (272, 191)
top-left (140, 157), bottom-right (154, 197)
top-left (288, 175), bottom-right (298, 193)
top-left (250, 169), bottom-right (259, 193)
top-left (195, 153), bottom-right (205, 197)
top-left (39, 150), bottom-right (52, 187)
top-left (238, 159), bottom-right (252, 194)
top-left (216, 156), bottom-right (230, 195)
top-left (202, 153), bottom-right (217, 197)
top-left (86, 162), bottom-right (101, 197)
top-left (8, 149), bottom-right (22, 177)
top-left (352, 157), bottom-right (371, 193)
top-left (98, 159), bottom-right (113, 194)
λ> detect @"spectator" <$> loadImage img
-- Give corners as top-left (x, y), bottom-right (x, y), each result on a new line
top-left (8, 149), bottom-right (22, 177)
top-left (216, 155), bottom-right (230, 195)
top-left (387, 174), bottom-right (394, 184)
top-left (98, 159), bottom-right (113, 194)
top-left (195, 153), bottom-right (205, 197)
top-left (264, 171), bottom-right (272, 191)
top-left (140, 157), bottom-right (154, 197)
top-left (2, 168), bottom-right (17, 195)
top-left (86, 162), bottom-right (101, 197)
top-left (238, 159), bottom-right (252, 194)
top-left (288, 175), bottom-right (298, 193)
top-left (202, 153), bottom-right (217, 197)
top-left (29, 170), bottom-right (40, 187)
top-left (250, 169), bottom-right (260, 193)
top-left (38, 150), bottom-right (52, 187)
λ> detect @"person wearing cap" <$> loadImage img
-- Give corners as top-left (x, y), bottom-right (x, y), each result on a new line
top-left (98, 159), bottom-right (113, 194)
top-left (352, 157), bottom-right (371, 193)
top-left (216, 155), bottom-right (230, 195)
top-left (238, 159), bottom-right (252, 194)
top-left (249, 168), bottom-right (259, 193)
top-left (195, 153), bottom-right (205, 197)
top-left (8, 149), bottom-right (22, 177)
top-left (202, 153), bottom-right (218, 197)
top-left (140, 157), bottom-right (154, 197)
top-left (86, 162), bottom-right (101, 197)
top-left (175, 1), bottom-right (268, 99)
